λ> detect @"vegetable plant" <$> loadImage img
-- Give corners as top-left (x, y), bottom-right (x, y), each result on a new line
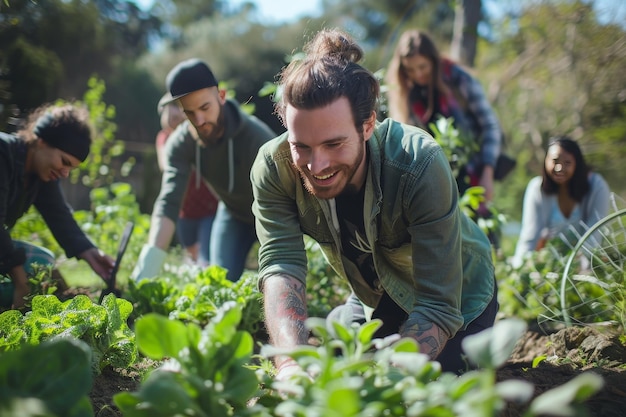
top-left (114, 301), bottom-right (265, 417)
top-left (262, 317), bottom-right (604, 416)
top-left (0, 294), bottom-right (137, 374)
top-left (0, 337), bottom-right (94, 417)
top-left (128, 265), bottom-right (264, 336)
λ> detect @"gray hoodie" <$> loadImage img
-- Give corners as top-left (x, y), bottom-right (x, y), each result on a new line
top-left (153, 99), bottom-right (277, 225)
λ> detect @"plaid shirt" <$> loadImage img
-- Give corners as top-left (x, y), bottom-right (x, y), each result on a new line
top-left (409, 58), bottom-right (502, 169)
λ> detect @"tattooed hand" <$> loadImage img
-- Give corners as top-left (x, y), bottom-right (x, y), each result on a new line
top-left (399, 315), bottom-right (449, 360)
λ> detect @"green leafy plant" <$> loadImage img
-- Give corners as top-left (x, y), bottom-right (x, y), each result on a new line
top-left (73, 182), bottom-right (150, 281)
top-left (260, 317), bottom-right (603, 417)
top-left (498, 208), bottom-right (626, 331)
top-left (497, 244), bottom-right (570, 324)
top-left (128, 265), bottom-right (264, 336)
top-left (0, 294), bottom-right (137, 374)
top-left (429, 117), bottom-right (507, 249)
top-left (429, 116), bottom-right (479, 179)
top-left (114, 302), bottom-right (264, 417)
top-left (0, 337), bottom-right (94, 417)
top-left (304, 236), bottom-right (351, 319)
top-left (72, 76), bottom-right (133, 188)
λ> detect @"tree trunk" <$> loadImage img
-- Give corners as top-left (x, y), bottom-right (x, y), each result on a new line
top-left (451, 0), bottom-right (482, 67)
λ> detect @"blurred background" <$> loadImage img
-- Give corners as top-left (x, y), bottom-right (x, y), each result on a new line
top-left (1, 0), bottom-right (624, 225)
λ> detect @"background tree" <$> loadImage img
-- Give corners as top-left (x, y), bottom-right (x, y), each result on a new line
top-left (451, 0), bottom-right (482, 66)
top-left (480, 0), bottom-right (626, 217)
top-left (0, 0), bottom-right (161, 130)
top-left (0, 0), bottom-right (623, 222)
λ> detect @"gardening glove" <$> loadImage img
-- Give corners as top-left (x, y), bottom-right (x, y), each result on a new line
top-left (131, 245), bottom-right (166, 282)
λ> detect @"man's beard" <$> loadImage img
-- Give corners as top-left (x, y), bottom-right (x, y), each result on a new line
top-left (196, 106), bottom-right (225, 146)
top-left (293, 136), bottom-right (366, 199)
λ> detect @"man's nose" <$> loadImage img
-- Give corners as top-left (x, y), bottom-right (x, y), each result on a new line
top-left (307, 149), bottom-right (330, 174)
top-left (190, 112), bottom-right (205, 126)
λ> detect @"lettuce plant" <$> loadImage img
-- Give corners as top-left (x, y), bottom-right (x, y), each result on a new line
top-left (128, 266), bottom-right (264, 336)
top-left (0, 294), bottom-right (137, 374)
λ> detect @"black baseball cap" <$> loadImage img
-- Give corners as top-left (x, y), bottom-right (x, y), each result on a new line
top-left (161, 58), bottom-right (219, 104)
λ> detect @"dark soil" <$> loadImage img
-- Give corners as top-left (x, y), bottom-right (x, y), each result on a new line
top-left (87, 324), bottom-right (626, 417)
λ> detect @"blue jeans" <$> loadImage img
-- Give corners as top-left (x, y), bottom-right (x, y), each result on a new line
top-left (0, 241), bottom-right (55, 307)
top-left (209, 202), bottom-right (257, 282)
top-left (13, 240), bottom-right (55, 274)
top-left (177, 215), bottom-right (215, 266)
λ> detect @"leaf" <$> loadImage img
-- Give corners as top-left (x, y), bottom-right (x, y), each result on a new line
top-left (462, 318), bottom-right (527, 369)
top-left (326, 380), bottom-right (362, 415)
top-left (222, 362), bottom-right (258, 406)
top-left (532, 355), bottom-right (547, 368)
top-left (357, 319), bottom-right (382, 345)
top-left (331, 319), bottom-right (354, 345)
top-left (0, 338), bottom-right (93, 417)
top-left (495, 379), bottom-right (534, 403)
top-left (117, 370), bottom-right (199, 416)
top-left (529, 372), bottom-right (604, 416)
top-left (134, 313), bottom-right (191, 359)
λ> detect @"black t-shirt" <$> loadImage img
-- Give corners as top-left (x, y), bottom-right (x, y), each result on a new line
top-left (335, 185), bottom-right (377, 289)
top-left (335, 186), bottom-right (408, 333)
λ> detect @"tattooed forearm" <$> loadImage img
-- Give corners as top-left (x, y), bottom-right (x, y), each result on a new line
top-left (400, 318), bottom-right (449, 360)
top-left (263, 274), bottom-right (309, 348)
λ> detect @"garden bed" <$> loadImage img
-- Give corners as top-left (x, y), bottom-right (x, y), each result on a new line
top-left (87, 322), bottom-right (625, 417)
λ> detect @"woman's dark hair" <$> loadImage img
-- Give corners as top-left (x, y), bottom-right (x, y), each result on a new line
top-left (275, 28), bottom-right (379, 135)
top-left (541, 136), bottom-right (591, 201)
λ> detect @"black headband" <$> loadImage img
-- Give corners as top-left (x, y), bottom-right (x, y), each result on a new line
top-left (33, 112), bottom-right (91, 162)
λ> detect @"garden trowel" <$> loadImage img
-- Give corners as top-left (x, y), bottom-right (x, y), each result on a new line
top-left (99, 221), bottom-right (134, 304)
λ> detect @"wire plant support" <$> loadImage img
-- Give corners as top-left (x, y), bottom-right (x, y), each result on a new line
top-left (560, 208), bottom-right (626, 328)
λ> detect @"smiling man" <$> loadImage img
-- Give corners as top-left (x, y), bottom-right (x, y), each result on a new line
top-left (0, 103), bottom-right (115, 309)
top-left (250, 28), bottom-right (498, 377)
top-left (132, 58), bottom-right (276, 282)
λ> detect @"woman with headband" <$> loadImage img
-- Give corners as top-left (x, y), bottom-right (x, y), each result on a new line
top-left (0, 103), bottom-right (114, 309)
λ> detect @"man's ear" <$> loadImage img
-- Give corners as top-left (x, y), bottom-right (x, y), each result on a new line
top-left (363, 111), bottom-right (377, 141)
top-left (218, 88), bottom-right (227, 104)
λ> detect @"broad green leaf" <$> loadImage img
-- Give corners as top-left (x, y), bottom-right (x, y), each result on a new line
top-left (0, 338), bottom-right (93, 417)
top-left (327, 382), bottom-right (362, 415)
top-left (122, 370), bottom-right (199, 416)
top-left (207, 301), bottom-right (241, 343)
top-left (447, 371), bottom-right (482, 399)
top-left (530, 372), bottom-right (604, 416)
top-left (135, 314), bottom-right (191, 359)
top-left (462, 318), bottom-right (527, 369)
top-left (390, 337), bottom-right (419, 353)
top-left (357, 319), bottom-right (383, 345)
top-left (30, 295), bottom-right (64, 318)
top-left (495, 379), bottom-right (534, 403)
top-left (331, 320), bottom-right (354, 345)
top-left (222, 363), bottom-right (258, 405)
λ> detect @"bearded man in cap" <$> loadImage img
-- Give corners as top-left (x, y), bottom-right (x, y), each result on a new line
top-left (132, 58), bottom-right (276, 282)
top-left (0, 103), bottom-right (115, 309)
